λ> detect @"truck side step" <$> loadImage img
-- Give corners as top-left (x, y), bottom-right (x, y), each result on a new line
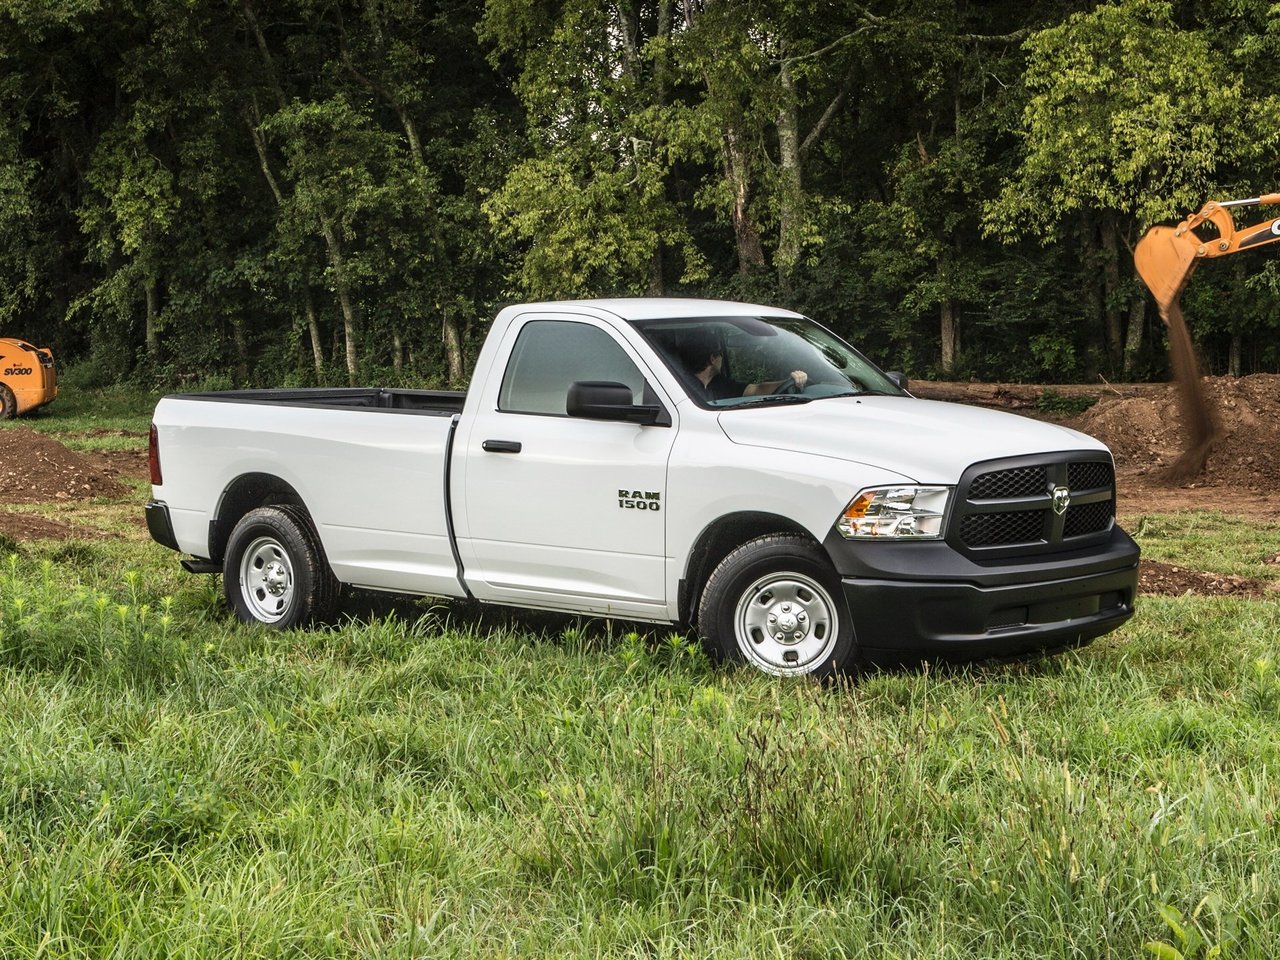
top-left (181, 558), bottom-right (222, 574)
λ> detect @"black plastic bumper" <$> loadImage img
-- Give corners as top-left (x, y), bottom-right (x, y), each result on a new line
top-left (824, 525), bottom-right (1139, 661)
top-left (145, 499), bottom-right (179, 552)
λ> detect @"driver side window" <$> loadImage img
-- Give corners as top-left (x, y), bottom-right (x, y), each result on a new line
top-left (499, 320), bottom-right (645, 415)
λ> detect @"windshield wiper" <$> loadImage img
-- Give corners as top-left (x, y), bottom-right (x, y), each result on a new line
top-left (735, 394), bottom-right (814, 407)
top-left (814, 389), bottom-right (899, 400)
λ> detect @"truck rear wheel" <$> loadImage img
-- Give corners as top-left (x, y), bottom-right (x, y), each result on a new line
top-left (697, 534), bottom-right (855, 677)
top-left (0, 384), bottom-right (15, 420)
top-left (223, 505), bottom-right (338, 628)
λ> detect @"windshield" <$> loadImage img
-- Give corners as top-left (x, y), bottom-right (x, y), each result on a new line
top-left (631, 314), bottom-right (905, 408)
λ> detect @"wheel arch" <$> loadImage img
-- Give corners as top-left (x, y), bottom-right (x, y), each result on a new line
top-left (679, 511), bottom-right (821, 623)
top-left (209, 473), bottom-right (308, 563)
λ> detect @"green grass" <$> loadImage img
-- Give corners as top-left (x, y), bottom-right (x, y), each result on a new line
top-left (1131, 511), bottom-right (1280, 580)
top-left (0, 383), bottom-right (158, 451)
top-left (2, 403), bottom-right (1279, 956)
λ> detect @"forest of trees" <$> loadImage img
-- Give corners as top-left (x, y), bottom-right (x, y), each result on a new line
top-left (4, 0), bottom-right (1280, 390)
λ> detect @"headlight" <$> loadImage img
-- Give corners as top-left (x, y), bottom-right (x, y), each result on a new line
top-left (836, 486), bottom-right (951, 540)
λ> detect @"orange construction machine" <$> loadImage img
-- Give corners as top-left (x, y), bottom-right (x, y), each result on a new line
top-left (0, 337), bottom-right (58, 419)
top-left (1134, 192), bottom-right (1280, 480)
top-left (1135, 192), bottom-right (1280, 309)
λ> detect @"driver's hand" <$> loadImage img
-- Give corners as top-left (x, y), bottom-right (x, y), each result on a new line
top-left (791, 370), bottom-right (808, 388)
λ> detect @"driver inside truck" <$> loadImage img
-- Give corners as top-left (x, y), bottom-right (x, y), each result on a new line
top-left (678, 329), bottom-right (808, 401)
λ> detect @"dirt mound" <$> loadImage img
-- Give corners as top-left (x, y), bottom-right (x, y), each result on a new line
top-left (0, 428), bottom-right (131, 504)
top-left (1140, 559), bottom-right (1267, 598)
top-left (1067, 374), bottom-right (1280, 490)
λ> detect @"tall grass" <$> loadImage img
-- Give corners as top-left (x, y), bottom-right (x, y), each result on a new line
top-left (2, 540), bottom-right (1279, 958)
top-left (4, 388), bottom-right (1278, 955)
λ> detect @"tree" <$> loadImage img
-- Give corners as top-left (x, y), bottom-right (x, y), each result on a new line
top-left (985, 0), bottom-right (1280, 374)
top-left (481, 0), bottom-right (707, 299)
top-left (675, 0), bottom-right (864, 284)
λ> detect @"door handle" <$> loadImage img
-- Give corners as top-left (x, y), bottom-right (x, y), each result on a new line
top-left (482, 440), bottom-right (522, 453)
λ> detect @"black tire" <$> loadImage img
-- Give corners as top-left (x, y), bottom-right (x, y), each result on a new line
top-left (697, 534), bottom-right (856, 677)
top-left (0, 384), bottom-right (15, 420)
top-left (222, 504), bottom-right (339, 628)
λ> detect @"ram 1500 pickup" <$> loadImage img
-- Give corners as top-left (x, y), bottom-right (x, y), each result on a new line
top-left (146, 298), bottom-right (1139, 676)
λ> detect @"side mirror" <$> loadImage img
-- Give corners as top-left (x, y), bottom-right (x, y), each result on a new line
top-left (886, 371), bottom-right (909, 392)
top-left (567, 381), bottom-right (669, 426)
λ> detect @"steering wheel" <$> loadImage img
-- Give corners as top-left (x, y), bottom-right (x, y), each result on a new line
top-left (771, 375), bottom-right (803, 395)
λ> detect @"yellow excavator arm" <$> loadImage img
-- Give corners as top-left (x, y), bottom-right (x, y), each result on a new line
top-left (1135, 193), bottom-right (1280, 313)
top-left (1131, 192), bottom-right (1280, 482)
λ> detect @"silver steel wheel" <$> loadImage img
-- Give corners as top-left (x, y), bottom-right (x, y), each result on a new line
top-left (238, 535), bottom-right (296, 623)
top-left (733, 570), bottom-right (839, 675)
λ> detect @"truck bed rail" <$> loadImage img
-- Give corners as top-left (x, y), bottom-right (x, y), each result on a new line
top-left (167, 387), bottom-right (466, 416)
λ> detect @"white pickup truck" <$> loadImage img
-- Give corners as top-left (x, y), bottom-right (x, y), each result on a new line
top-left (146, 298), bottom-right (1139, 676)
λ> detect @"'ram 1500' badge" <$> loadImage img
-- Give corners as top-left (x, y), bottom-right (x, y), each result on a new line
top-left (618, 490), bottom-right (662, 511)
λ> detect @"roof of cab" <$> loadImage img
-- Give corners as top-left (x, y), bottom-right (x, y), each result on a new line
top-left (494, 298), bottom-right (806, 323)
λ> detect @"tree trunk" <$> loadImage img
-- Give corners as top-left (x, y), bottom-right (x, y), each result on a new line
top-left (1123, 296), bottom-right (1145, 376)
top-left (244, 2), bottom-right (357, 384)
top-left (723, 124), bottom-right (766, 273)
top-left (305, 291), bottom-right (324, 380)
top-left (393, 330), bottom-right (403, 374)
top-left (442, 310), bottom-right (464, 389)
top-left (318, 217), bottom-right (359, 385)
top-left (397, 111), bottom-right (465, 386)
top-left (250, 118), bottom-right (326, 382)
top-left (940, 298), bottom-right (959, 376)
top-left (144, 278), bottom-right (159, 358)
top-left (231, 317), bottom-right (249, 385)
top-left (648, 249), bottom-right (664, 296)
top-left (655, 0), bottom-right (673, 99)
top-left (1229, 332), bottom-right (1242, 377)
top-left (776, 58), bottom-right (803, 281)
top-left (1099, 215), bottom-right (1123, 372)
top-left (1080, 225), bottom-right (1106, 365)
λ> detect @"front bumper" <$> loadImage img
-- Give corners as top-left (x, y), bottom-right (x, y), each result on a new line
top-left (824, 525), bottom-right (1139, 662)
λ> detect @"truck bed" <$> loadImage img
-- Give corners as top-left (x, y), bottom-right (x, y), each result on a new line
top-left (153, 388), bottom-right (467, 599)
top-left (170, 387), bottom-right (466, 416)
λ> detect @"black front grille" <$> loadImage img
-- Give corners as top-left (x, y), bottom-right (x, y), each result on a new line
top-left (959, 510), bottom-right (1045, 547)
top-left (1064, 500), bottom-right (1113, 538)
top-left (951, 453), bottom-right (1116, 555)
top-left (1068, 461), bottom-right (1113, 491)
top-left (969, 466), bottom-right (1047, 500)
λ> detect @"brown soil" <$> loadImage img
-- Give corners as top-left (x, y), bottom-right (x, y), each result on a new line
top-left (1139, 559), bottom-right (1268, 598)
top-left (0, 427), bottom-right (132, 504)
top-left (0, 427), bottom-right (140, 544)
top-left (1158, 301), bottom-right (1216, 482)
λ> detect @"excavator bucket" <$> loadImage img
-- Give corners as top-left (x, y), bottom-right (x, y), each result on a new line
top-left (1134, 224), bottom-right (1200, 315)
top-left (1134, 192), bottom-right (1280, 481)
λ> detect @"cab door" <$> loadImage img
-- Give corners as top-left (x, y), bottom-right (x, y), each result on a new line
top-left (454, 314), bottom-right (677, 619)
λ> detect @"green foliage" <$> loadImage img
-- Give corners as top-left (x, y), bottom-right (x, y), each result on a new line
top-left (1034, 388), bottom-right (1096, 415)
top-left (0, 557), bottom-right (188, 682)
top-left (1145, 901), bottom-right (1232, 959)
top-left (987, 0), bottom-right (1280, 238)
top-left (7, 0), bottom-right (1280, 388)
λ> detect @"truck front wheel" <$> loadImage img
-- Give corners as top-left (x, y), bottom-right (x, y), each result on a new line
top-left (0, 384), bottom-right (15, 420)
top-left (223, 505), bottom-right (338, 628)
top-left (697, 534), bottom-right (856, 677)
